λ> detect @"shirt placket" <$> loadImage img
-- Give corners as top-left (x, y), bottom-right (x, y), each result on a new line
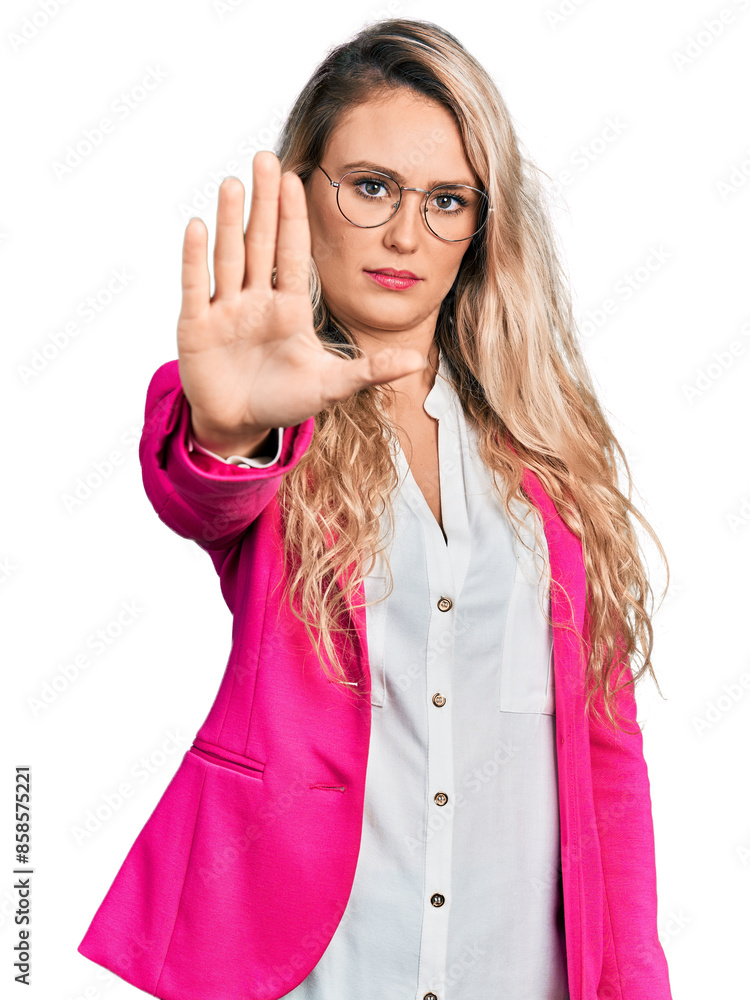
top-left (394, 392), bottom-right (469, 1000)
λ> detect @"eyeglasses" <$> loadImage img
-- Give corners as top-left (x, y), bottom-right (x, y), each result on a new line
top-left (317, 164), bottom-right (492, 243)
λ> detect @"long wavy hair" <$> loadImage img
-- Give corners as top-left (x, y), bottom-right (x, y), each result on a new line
top-left (270, 17), bottom-right (669, 733)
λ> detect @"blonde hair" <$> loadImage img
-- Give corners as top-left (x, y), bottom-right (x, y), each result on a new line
top-left (270, 17), bottom-right (669, 733)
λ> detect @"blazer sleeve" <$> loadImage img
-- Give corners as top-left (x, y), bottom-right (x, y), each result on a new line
top-left (586, 627), bottom-right (673, 999)
top-left (139, 359), bottom-right (315, 553)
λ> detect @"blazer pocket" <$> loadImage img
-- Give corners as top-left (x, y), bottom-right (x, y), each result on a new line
top-left (188, 737), bottom-right (265, 780)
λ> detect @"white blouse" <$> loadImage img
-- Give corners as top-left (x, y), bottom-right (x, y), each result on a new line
top-left (187, 349), bottom-right (570, 1000)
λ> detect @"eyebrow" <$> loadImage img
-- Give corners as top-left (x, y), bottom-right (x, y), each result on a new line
top-left (340, 161), bottom-right (477, 188)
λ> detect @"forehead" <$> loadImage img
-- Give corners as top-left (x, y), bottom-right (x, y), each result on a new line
top-left (324, 90), bottom-right (479, 188)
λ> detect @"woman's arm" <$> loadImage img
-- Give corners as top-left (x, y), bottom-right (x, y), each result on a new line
top-left (139, 359), bottom-right (314, 553)
top-left (586, 630), bottom-right (673, 999)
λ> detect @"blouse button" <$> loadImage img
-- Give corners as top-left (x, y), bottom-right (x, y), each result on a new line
top-left (434, 791), bottom-right (448, 806)
top-left (430, 893), bottom-right (445, 907)
top-left (437, 596), bottom-right (452, 612)
top-left (432, 693), bottom-right (446, 707)
top-left (424, 994), bottom-right (439, 1000)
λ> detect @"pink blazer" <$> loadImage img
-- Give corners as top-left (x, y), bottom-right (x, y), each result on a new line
top-left (77, 360), bottom-right (673, 1000)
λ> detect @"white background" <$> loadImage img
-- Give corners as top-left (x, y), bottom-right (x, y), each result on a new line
top-left (2, 0), bottom-right (749, 997)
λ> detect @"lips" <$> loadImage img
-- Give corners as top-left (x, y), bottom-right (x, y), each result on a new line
top-left (365, 268), bottom-right (420, 279)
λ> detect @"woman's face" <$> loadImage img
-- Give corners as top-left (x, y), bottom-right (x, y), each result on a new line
top-left (304, 88), bottom-right (481, 348)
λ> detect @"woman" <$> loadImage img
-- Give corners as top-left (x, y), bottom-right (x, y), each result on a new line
top-left (77, 18), bottom-right (673, 1000)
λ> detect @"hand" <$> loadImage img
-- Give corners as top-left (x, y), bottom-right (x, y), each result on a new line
top-left (176, 150), bottom-right (426, 447)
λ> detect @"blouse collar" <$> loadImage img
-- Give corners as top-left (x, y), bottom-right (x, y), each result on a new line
top-left (422, 346), bottom-right (453, 421)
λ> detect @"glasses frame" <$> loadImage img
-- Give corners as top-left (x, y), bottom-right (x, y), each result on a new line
top-left (317, 163), bottom-right (493, 243)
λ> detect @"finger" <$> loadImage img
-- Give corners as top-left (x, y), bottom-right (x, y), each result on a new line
top-left (213, 177), bottom-right (246, 300)
top-left (274, 170), bottom-right (312, 296)
top-left (323, 348), bottom-right (427, 403)
top-left (180, 217), bottom-right (210, 323)
top-left (244, 151), bottom-right (281, 290)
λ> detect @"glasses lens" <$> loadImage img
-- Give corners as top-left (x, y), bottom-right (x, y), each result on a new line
top-left (425, 185), bottom-right (487, 241)
top-left (338, 171), bottom-right (399, 227)
top-left (337, 171), bottom-right (488, 241)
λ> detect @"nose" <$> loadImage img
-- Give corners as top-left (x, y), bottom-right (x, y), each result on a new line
top-left (382, 187), bottom-right (427, 246)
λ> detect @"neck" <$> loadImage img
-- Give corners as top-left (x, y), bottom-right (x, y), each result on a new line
top-left (385, 339), bottom-right (440, 423)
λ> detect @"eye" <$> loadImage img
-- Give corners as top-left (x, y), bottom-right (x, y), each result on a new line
top-left (354, 176), bottom-right (390, 199)
top-left (430, 190), bottom-right (470, 213)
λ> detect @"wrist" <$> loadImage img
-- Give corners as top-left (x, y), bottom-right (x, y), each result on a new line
top-left (189, 409), bottom-right (274, 460)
